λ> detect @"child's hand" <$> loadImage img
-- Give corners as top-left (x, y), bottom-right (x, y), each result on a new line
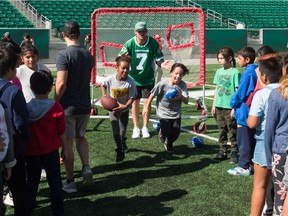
top-left (61, 148), bottom-right (67, 162)
top-left (112, 103), bottom-right (126, 111)
top-left (230, 109), bottom-right (235, 119)
top-left (161, 60), bottom-right (172, 70)
top-left (211, 106), bottom-right (216, 116)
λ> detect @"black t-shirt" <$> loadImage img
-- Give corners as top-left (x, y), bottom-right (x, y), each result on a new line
top-left (56, 45), bottom-right (95, 115)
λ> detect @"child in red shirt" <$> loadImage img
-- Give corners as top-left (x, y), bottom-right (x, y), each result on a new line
top-left (25, 70), bottom-right (66, 216)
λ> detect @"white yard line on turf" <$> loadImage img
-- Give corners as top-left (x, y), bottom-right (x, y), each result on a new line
top-left (181, 127), bottom-right (218, 142)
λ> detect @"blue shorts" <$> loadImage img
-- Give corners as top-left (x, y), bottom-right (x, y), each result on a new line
top-left (252, 139), bottom-right (268, 167)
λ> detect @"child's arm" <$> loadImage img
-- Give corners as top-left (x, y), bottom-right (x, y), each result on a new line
top-left (247, 90), bottom-right (262, 128)
top-left (211, 86), bottom-right (218, 116)
top-left (143, 94), bottom-right (155, 117)
top-left (247, 116), bottom-right (259, 129)
top-left (231, 74), bottom-right (256, 108)
top-left (113, 98), bottom-right (134, 111)
top-left (177, 92), bottom-right (189, 104)
top-left (101, 86), bottom-right (107, 96)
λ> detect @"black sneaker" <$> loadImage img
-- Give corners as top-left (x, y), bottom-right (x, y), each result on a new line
top-left (213, 150), bottom-right (227, 161)
top-left (158, 130), bottom-right (165, 143)
top-left (115, 149), bottom-right (125, 162)
top-left (229, 151), bottom-right (238, 164)
top-left (164, 142), bottom-right (173, 153)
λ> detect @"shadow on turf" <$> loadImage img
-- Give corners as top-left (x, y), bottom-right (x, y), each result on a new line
top-left (57, 144), bottom-right (218, 195)
top-left (35, 143), bottom-right (218, 215)
top-left (34, 189), bottom-right (188, 215)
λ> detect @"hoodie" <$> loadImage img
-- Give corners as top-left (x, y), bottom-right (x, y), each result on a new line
top-left (26, 99), bottom-right (65, 156)
top-left (230, 64), bottom-right (258, 126)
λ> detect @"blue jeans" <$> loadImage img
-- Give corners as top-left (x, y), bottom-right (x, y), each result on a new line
top-left (26, 150), bottom-right (64, 216)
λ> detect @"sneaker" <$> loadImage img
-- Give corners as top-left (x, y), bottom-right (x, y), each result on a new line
top-left (158, 130), bottom-right (165, 143)
top-left (227, 166), bottom-right (250, 176)
top-left (3, 193), bottom-right (13, 207)
top-left (116, 151), bottom-right (125, 163)
top-left (82, 166), bottom-right (93, 186)
top-left (229, 151), bottom-right (238, 164)
top-left (142, 127), bottom-right (150, 138)
top-left (164, 142), bottom-right (173, 153)
top-left (41, 169), bottom-right (46, 178)
top-left (213, 150), bottom-right (227, 161)
top-left (132, 127), bottom-right (141, 139)
top-left (62, 180), bottom-right (77, 193)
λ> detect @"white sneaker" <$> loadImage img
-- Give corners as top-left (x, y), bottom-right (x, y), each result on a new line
top-left (142, 127), bottom-right (150, 139)
top-left (132, 128), bottom-right (141, 139)
top-left (62, 180), bottom-right (77, 193)
top-left (41, 169), bottom-right (47, 178)
top-left (3, 193), bottom-right (14, 207)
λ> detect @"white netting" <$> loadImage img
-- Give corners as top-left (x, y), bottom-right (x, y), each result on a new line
top-left (91, 7), bottom-right (205, 88)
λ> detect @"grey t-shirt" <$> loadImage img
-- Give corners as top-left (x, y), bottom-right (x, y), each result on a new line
top-left (56, 45), bottom-right (95, 116)
top-left (102, 74), bottom-right (137, 112)
top-left (151, 79), bottom-right (188, 119)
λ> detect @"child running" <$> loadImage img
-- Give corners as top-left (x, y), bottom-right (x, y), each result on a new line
top-left (211, 47), bottom-right (241, 163)
top-left (25, 70), bottom-right (66, 215)
top-left (16, 44), bottom-right (50, 102)
top-left (228, 46), bottom-right (258, 176)
top-left (265, 54), bottom-right (288, 215)
top-left (247, 54), bottom-right (282, 216)
top-left (143, 63), bottom-right (189, 153)
top-left (101, 55), bottom-right (136, 162)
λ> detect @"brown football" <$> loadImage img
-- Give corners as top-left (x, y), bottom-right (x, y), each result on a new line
top-left (100, 95), bottom-right (119, 111)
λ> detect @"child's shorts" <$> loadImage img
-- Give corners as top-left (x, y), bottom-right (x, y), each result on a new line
top-left (252, 139), bottom-right (268, 167)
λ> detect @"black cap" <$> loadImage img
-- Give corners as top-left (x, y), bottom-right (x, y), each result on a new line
top-left (63, 20), bottom-right (80, 35)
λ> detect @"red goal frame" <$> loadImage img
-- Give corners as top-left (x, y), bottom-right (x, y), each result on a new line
top-left (90, 7), bottom-right (206, 88)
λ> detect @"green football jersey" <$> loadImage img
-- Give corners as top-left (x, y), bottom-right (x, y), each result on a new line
top-left (119, 36), bottom-right (164, 86)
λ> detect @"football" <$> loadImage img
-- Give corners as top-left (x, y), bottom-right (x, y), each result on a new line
top-left (152, 122), bottom-right (160, 131)
top-left (191, 136), bottom-right (204, 147)
top-left (165, 87), bottom-right (178, 100)
top-left (100, 95), bottom-right (119, 111)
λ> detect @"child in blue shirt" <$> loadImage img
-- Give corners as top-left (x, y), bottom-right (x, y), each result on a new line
top-left (228, 47), bottom-right (257, 176)
top-left (247, 54), bottom-right (282, 215)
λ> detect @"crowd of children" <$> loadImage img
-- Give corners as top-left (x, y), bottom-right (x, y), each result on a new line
top-left (1, 23), bottom-right (288, 216)
top-left (211, 45), bottom-right (288, 215)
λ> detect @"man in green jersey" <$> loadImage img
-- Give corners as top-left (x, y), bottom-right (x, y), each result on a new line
top-left (119, 21), bottom-right (171, 139)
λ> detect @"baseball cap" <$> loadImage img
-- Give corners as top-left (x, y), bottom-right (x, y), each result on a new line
top-left (62, 20), bottom-right (80, 35)
top-left (135, 22), bottom-right (147, 31)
